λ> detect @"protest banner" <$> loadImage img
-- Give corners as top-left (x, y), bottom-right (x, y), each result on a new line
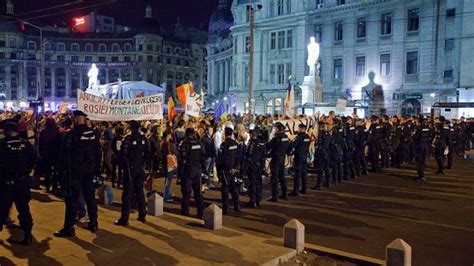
top-left (185, 92), bottom-right (203, 118)
top-left (336, 99), bottom-right (347, 112)
top-left (274, 116), bottom-right (318, 140)
top-left (77, 89), bottom-right (163, 121)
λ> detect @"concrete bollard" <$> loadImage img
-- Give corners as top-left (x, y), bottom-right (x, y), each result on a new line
top-left (147, 192), bottom-right (164, 217)
top-left (204, 204), bottom-right (222, 230)
top-left (283, 219), bottom-right (305, 253)
top-left (97, 185), bottom-right (113, 205)
top-left (386, 239), bottom-right (412, 266)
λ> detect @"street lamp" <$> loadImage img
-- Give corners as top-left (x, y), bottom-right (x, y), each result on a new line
top-left (23, 21), bottom-right (45, 101)
top-left (246, 2), bottom-right (262, 115)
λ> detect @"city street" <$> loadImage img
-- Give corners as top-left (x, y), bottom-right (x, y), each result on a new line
top-left (163, 156), bottom-right (474, 266)
top-left (1, 156), bottom-right (473, 265)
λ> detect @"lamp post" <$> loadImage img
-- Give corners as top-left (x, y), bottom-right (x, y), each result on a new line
top-left (246, 2), bottom-right (262, 115)
top-left (24, 21), bottom-right (45, 101)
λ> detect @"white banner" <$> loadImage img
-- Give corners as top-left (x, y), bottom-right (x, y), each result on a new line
top-left (185, 92), bottom-right (203, 118)
top-left (274, 116), bottom-right (318, 140)
top-left (77, 89), bottom-right (163, 121)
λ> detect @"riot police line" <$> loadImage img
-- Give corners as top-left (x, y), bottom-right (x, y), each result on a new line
top-left (0, 109), bottom-right (472, 245)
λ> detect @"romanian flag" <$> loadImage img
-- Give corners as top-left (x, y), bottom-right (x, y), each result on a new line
top-left (168, 97), bottom-right (176, 121)
top-left (176, 82), bottom-right (195, 107)
top-left (284, 77), bottom-right (295, 117)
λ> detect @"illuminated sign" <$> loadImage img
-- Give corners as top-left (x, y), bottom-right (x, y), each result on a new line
top-left (74, 17), bottom-right (85, 26)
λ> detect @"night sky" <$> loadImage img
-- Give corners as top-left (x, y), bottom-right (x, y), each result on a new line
top-left (12, 0), bottom-right (216, 30)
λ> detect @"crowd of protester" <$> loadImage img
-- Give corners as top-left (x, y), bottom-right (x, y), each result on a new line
top-left (0, 109), bottom-right (473, 244)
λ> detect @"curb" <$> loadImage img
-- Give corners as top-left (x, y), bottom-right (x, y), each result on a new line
top-left (262, 250), bottom-right (298, 266)
top-left (305, 243), bottom-right (385, 266)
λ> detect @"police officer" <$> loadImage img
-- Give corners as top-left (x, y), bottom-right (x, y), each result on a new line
top-left (414, 117), bottom-right (432, 181)
top-left (111, 126), bottom-right (125, 188)
top-left (0, 120), bottom-right (36, 245)
top-left (217, 122), bottom-right (241, 214)
top-left (244, 124), bottom-right (266, 207)
top-left (115, 120), bottom-right (150, 226)
top-left (313, 120), bottom-right (331, 190)
top-left (433, 116), bottom-right (450, 174)
top-left (380, 115), bottom-right (392, 169)
top-left (342, 117), bottom-right (356, 180)
top-left (367, 116), bottom-right (382, 172)
top-left (55, 110), bottom-right (101, 237)
top-left (354, 119), bottom-right (368, 176)
top-left (289, 123), bottom-right (311, 195)
top-left (179, 128), bottom-right (205, 218)
top-left (446, 121), bottom-right (455, 170)
top-left (266, 122), bottom-right (291, 201)
top-left (331, 119), bottom-right (344, 184)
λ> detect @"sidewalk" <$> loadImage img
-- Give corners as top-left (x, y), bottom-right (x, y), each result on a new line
top-left (0, 190), bottom-right (294, 265)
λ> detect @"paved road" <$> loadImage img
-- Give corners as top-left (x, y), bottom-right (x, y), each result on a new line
top-left (161, 156), bottom-right (474, 266)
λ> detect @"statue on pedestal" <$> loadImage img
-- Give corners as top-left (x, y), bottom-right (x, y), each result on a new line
top-left (362, 72), bottom-right (385, 116)
top-left (307, 37), bottom-right (320, 77)
top-left (87, 63), bottom-right (99, 89)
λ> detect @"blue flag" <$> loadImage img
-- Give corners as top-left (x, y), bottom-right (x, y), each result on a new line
top-left (214, 100), bottom-right (226, 120)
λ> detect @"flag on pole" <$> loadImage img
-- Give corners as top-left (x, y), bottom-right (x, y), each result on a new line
top-left (176, 82), bottom-right (195, 107)
top-left (213, 100), bottom-right (227, 121)
top-left (168, 97), bottom-right (176, 121)
top-left (284, 76), bottom-right (295, 117)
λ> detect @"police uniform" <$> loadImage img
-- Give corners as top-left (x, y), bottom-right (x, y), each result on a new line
top-left (433, 119), bottom-right (450, 174)
top-left (354, 123), bottom-right (368, 176)
top-left (0, 121), bottom-right (36, 245)
top-left (266, 126), bottom-right (291, 201)
top-left (380, 121), bottom-right (392, 169)
top-left (245, 134), bottom-right (266, 207)
top-left (55, 111), bottom-right (101, 237)
top-left (414, 120), bottom-right (431, 180)
top-left (313, 126), bottom-right (331, 189)
top-left (179, 134), bottom-right (205, 218)
top-left (111, 132), bottom-right (125, 188)
top-left (330, 126), bottom-right (344, 184)
top-left (290, 129), bottom-right (311, 195)
top-left (446, 123), bottom-right (455, 169)
top-left (115, 121), bottom-right (150, 225)
top-left (342, 122), bottom-right (356, 180)
top-left (368, 121), bottom-right (382, 172)
top-left (218, 133), bottom-right (240, 214)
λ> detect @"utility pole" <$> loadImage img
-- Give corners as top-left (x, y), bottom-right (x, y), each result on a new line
top-left (247, 3), bottom-right (255, 115)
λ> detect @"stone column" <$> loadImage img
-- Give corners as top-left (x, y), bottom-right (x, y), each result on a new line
top-left (51, 68), bottom-right (56, 98)
top-left (65, 68), bottom-right (71, 100)
top-left (79, 69), bottom-right (84, 90)
top-left (36, 67), bottom-right (41, 98)
top-left (5, 65), bottom-right (11, 99)
top-left (105, 68), bottom-right (110, 84)
top-left (223, 60), bottom-right (227, 93)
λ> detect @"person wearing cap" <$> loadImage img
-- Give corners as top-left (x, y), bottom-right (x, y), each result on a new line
top-left (446, 120), bottom-right (455, 170)
top-left (115, 120), bottom-right (150, 226)
top-left (433, 116), bottom-right (450, 174)
top-left (354, 119), bottom-right (369, 177)
top-left (341, 117), bottom-right (356, 180)
top-left (289, 123), bottom-right (311, 196)
top-left (313, 120), bottom-right (332, 190)
top-left (179, 128), bottom-right (205, 218)
top-left (266, 122), bottom-right (291, 201)
top-left (54, 110), bottom-right (101, 237)
top-left (367, 115), bottom-right (382, 172)
top-left (413, 116), bottom-right (432, 181)
top-left (379, 115), bottom-right (392, 169)
top-left (243, 124), bottom-right (266, 207)
top-left (0, 120), bottom-right (36, 245)
top-left (217, 122), bottom-right (241, 214)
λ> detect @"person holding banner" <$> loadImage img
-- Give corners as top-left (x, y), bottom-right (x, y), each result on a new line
top-left (115, 121), bottom-right (150, 226)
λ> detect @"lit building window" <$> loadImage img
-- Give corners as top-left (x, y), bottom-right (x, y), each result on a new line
top-left (381, 13), bottom-right (392, 35)
top-left (357, 18), bottom-right (367, 38)
top-left (380, 54), bottom-right (391, 76)
top-left (355, 56), bottom-right (366, 77)
top-left (406, 51), bottom-right (418, 74)
top-left (333, 58), bottom-right (343, 79)
top-left (335, 21), bottom-right (344, 41)
top-left (407, 8), bottom-right (420, 32)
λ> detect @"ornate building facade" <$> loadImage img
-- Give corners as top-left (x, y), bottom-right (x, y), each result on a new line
top-left (207, 0), bottom-right (474, 116)
top-left (0, 2), bottom-right (207, 110)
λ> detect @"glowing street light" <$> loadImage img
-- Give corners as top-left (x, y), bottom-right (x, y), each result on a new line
top-left (430, 93), bottom-right (436, 98)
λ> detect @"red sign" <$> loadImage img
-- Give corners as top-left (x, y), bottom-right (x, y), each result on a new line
top-left (74, 17), bottom-right (85, 26)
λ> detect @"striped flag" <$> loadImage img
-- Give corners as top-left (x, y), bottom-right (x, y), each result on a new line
top-left (168, 97), bottom-right (176, 121)
top-left (284, 77), bottom-right (295, 117)
top-left (176, 82), bottom-right (194, 107)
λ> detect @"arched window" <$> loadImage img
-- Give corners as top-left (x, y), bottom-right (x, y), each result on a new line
top-left (266, 100), bottom-right (273, 114)
top-left (112, 43), bottom-right (120, 52)
top-left (99, 44), bottom-right (107, 52)
top-left (274, 98), bottom-right (282, 114)
top-left (124, 43), bottom-right (132, 52)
